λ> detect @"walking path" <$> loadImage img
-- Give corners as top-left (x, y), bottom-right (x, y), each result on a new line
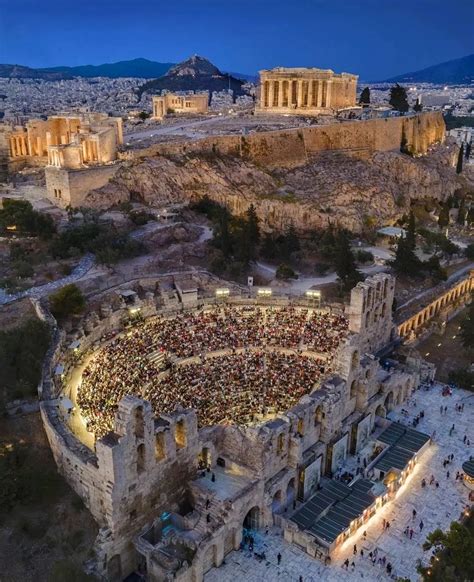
top-left (206, 383), bottom-right (473, 582)
top-left (397, 261), bottom-right (474, 311)
top-left (255, 261), bottom-right (388, 294)
top-left (0, 253), bottom-right (95, 306)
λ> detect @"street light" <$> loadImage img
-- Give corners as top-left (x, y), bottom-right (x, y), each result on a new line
top-left (215, 288), bottom-right (230, 298)
top-left (305, 289), bottom-right (321, 308)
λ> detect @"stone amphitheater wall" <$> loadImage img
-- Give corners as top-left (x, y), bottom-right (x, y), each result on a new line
top-left (122, 112), bottom-right (445, 169)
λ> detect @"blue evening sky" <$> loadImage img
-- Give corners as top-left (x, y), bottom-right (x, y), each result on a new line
top-left (0, 0), bottom-right (473, 80)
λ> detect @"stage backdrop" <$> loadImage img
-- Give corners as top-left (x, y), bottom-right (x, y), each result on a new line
top-left (303, 455), bottom-right (322, 498)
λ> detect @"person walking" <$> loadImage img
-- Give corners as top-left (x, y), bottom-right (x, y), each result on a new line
top-left (277, 552), bottom-right (281, 565)
top-left (419, 520), bottom-right (424, 532)
top-left (412, 509), bottom-right (417, 520)
top-left (353, 544), bottom-right (357, 555)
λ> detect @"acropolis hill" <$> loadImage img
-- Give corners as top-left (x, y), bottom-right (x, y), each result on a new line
top-left (86, 111), bottom-right (459, 232)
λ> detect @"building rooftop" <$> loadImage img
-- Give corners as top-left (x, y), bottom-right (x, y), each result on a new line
top-left (291, 478), bottom-right (376, 544)
top-left (374, 422), bottom-right (430, 473)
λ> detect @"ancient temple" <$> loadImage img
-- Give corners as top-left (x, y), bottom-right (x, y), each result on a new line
top-left (257, 67), bottom-right (358, 116)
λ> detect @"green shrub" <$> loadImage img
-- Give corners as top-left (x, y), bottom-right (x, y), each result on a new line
top-left (49, 284), bottom-right (85, 321)
top-left (276, 264), bottom-right (298, 280)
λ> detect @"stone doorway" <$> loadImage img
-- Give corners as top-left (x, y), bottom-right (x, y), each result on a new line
top-left (243, 506), bottom-right (260, 531)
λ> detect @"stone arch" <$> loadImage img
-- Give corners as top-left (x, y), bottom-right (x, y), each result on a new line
top-left (297, 418), bottom-right (305, 436)
top-left (351, 350), bottom-right (359, 370)
top-left (286, 477), bottom-right (296, 507)
top-left (272, 490), bottom-right (283, 513)
top-left (202, 544), bottom-right (218, 574)
top-left (137, 443), bottom-right (145, 474)
top-left (277, 433), bottom-right (285, 454)
top-left (314, 405), bottom-right (323, 425)
top-left (107, 554), bottom-right (122, 580)
top-left (175, 419), bottom-right (186, 448)
top-left (375, 404), bottom-right (386, 418)
top-left (134, 405), bottom-right (144, 439)
top-left (198, 446), bottom-right (211, 468)
top-left (384, 392), bottom-right (394, 411)
top-left (243, 506), bottom-right (260, 531)
top-left (350, 379), bottom-right (358, 399)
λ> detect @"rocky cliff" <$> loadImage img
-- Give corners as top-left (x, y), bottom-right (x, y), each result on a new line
top-left (87, 142), bottom-right (461, 232)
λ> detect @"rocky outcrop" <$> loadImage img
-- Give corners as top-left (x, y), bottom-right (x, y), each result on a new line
top-left (88, 142), bottom-right (463, 232)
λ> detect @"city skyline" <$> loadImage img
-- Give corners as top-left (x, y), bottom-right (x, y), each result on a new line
top-left (0, 0), bottom-right (473, 80)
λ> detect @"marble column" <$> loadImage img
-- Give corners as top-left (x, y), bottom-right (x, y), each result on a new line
top-left (277, 81), bottom-right (284, 107)
top-left (268, 81), bottom-right (275, 109)
top-left (316, 82), bottom-right (322, 107)
top-left (297, 80), bottom-right (304, 108)
top-left (308, 81), bottom-right (314, 108)
top-left (326, 81), bottom-right (333, 108)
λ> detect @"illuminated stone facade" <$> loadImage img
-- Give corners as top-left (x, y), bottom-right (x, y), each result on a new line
top-left (152, 93), bottom-right (209, 119)
top-left (37, 274), bottom-right (425, 581)
top-left (257, 67), bottom-right (358, 115)
top-left (7, 113), bottom-right (123, 166)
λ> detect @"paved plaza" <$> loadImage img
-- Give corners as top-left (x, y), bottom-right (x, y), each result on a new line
top-left (205, 383), bottom-right (473, 582)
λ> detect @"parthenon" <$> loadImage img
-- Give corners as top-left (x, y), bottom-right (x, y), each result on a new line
top-left (257, 67), bottom-right (358, 115)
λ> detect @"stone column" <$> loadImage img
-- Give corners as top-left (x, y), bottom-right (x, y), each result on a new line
top-left (308, 80), bottom-right (314, 108)
top-left (268, 80), bottom-right (275, 109)
top-left (297, 80), bottom-right (304, 108)
top-left (277, 81), bottom-right (284, 107)
top-left (326, 81), bottom-right (333, 108)
top-left (316, 81), bottom-right (323, 107)
top-left (21, 138), bottom-right (27, 156)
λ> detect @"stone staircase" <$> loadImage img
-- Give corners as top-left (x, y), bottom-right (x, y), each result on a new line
top-left (189, 482), bottom-right (231, 538)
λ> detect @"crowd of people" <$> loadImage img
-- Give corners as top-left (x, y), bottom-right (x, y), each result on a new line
top-left (77, 306), bottom-right (348, 437)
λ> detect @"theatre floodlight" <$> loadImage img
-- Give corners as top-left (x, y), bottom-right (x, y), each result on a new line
top-left (215, 288), bottom-right (230, 298)
top-left (257, 288), bottom-right (272, 297)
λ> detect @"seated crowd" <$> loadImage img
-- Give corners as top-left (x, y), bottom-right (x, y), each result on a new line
top-left (77, 306), bottom-right (348, 437)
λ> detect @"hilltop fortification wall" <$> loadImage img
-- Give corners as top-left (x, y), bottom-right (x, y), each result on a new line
top-left (121, 112), bottom-right (445, 169)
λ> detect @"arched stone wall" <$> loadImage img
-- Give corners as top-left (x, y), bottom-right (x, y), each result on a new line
top-left (398, 271), bottom-right (474, 340)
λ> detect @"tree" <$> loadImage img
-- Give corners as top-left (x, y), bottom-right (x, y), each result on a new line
top-left (467, 206), bottom-right (474, 225)
top-left (456, 144), bottom-right (464, 174)
top-left (465, 141), bottom-right (472, 159)
top-left (389, 84), bottom-right (409, 113)
top-left (459, 298), bottom-right (474, 351)
top-left (413, 98), bottom-right (423, 112)
top-left (438, 203), bottom-right (450, 228)
top-left (138, 111), bottom-right (150, 121)
top-left (334, 230), bottom-right (363, 292)
top-left (417, 518), bottom-right (474, 581)
top-left (405, 210), bottom-right (416, 251)
top-left (234, 205), bottom-right (260, 264)
top-left (359, 87), bottom-right (370, 105)
top-left (457, 198), bottom-right (466, 225)
top-left (245, 204), bottom-right (260, 249)
top-left (465, 243), bottom-right (474, 259)
top-left (49, 284), bottom-right (85, 321)
top-left (0, 199), bottom-right (56, 239)
top-left (391, 233), bottom-right (421, 277)
top-left (276, 263), bottom-right (298, 280)
top-left (423, 255), bottom-right (447, 282)
top-left (0, 318), bottom-right (51, 403)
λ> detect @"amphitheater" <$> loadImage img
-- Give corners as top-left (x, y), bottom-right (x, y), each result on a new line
top-left (38, 273), bottom-right (429, 581)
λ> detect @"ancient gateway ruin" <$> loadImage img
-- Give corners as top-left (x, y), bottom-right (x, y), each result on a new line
top-left (38, 273), bottom-right (426, 581)
top-left (257, 67), bottom-right (358, 115)
top-left (152, 93), bottom-right (209, 120)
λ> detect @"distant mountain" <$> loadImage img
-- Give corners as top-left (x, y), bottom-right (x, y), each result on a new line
top-left (0, 63), bottom-right (73, 80)
top-left (40, 58), bottom-right (174, 79)
top-left (386, 54), bottom-right (474, 85)
top-left (139, 55), bottom-right (247, 96)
